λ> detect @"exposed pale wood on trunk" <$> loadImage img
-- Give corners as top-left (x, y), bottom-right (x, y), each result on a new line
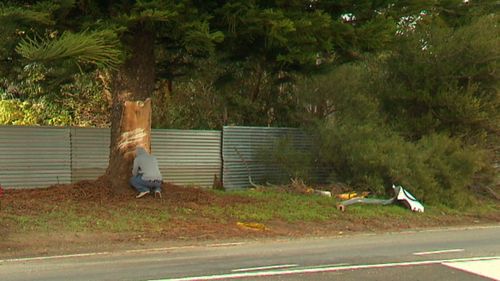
top-left (106, 99), bottom-right (152, 193)
top-left (104, 25), bottom-right (156, 193)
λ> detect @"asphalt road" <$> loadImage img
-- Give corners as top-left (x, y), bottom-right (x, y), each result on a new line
top-left (1, 225), bottom-right (499, 281)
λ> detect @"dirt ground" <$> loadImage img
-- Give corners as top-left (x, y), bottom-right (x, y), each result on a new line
top-left (1, 179), bottom-right (499, 259)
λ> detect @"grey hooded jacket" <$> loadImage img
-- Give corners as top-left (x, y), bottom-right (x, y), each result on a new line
top-left (132, 147), bottom-right (163, 181)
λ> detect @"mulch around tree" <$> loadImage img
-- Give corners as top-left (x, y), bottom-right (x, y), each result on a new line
top-left (0, 179), bottom-right (272, 258)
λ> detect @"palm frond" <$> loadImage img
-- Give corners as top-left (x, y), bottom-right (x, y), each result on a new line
top-left (15, 30), bottom-right (123, 69)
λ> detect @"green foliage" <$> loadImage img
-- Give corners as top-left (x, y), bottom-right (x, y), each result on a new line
top-left (153, 56), bottom-right (300, 129)
top-left (315, 115), bottom-right (486, 208)
top-left (0, 0), bottom-right (229, 131)
top-left (355, 15), bottom-right (397, 52)
top-left (0, 2), bottom-right (54, 25)
top-left (376, 15), bottom-right (500, 145)
top-left (289, 14), bottom-right (498, 207)
top-left (411, 134), bottom-right (485, 207)
top-left (0, 0), bottom-right (497, 208)
top-left (2, 0), bottom-right (461, 131)
top-left (215, 1), bottom-right (335, 72)
top-left (279, 61), bottom-right (490, 208)
top-left (215, 189), bottom-right (338, 222)
top-left (262, 136), bottom-right (314, 183)
top-left (2, 202), bottom-right (170, 233)
top-left (0, 66), bottom-right (110, 127)
top-left (182, 21), bottom-right (224, 55)
top-left (58, 72), bottom-right (111, 127)
top-left (315, 110), bottom-right (411, 194)
top-left (16, 30), bottom-right (123, 69)
top-left (293, 63), bottom-right (378, 124)
top-left (0, 98), bottom-right (72, 126)
top-left (152, 79), bottom-right (224, 129)
top-left (121, 2), bottom-right (178, 24)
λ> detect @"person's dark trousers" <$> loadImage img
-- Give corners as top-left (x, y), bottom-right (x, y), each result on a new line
top-left (129, 175), bottom-right (162, 193)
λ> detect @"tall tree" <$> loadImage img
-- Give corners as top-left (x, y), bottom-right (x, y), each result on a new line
top-left (374, 10), bottom-right (499, 144)
top-left (209, 0), bottom-right (449, 126)
top-left (1, 0), bottom-right (223, 192)
top-left (1, 0), bottom-right (473, 193)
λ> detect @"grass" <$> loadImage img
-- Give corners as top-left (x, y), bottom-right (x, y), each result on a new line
top-left (1, 186), bottom-right (497, 259)
top-left (1, 201), bottom-right (171, 233)
top-left (1, 188), bottom-right (499, 238)
top-left (203, 189), bottom-right (339, 222)
top-left (206, 188), bottom-right (500, 224)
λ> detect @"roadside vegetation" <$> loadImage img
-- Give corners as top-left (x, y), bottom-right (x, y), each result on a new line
top-left (1, 182), bottom-right (499, 258)
top-left (0, 1), bottom-right (498, 254)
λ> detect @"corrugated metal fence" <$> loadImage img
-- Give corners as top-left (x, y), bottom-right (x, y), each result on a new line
top-left (69, 128), bottom-right (222, 187)
top-left (0, 126), bottom-right (221, 189)
top-left (222, 126), bottom-right (311, 189)
top-left (0, 126), bottom-right (71, 188)
top-left (71, 127), bottom-right (110, 183)
top-left (152, 129), bottom-right (221, 187)
top-left (0, 125), bottom-right (316, 190)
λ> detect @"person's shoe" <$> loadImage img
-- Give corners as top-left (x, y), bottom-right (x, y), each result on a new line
top-left (136, 191), bottom-right (150, 198)
top-left (154, 191), bottom-right (162, 199)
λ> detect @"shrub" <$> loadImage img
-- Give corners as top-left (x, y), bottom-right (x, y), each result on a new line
top-left (314, 117), bottom-right (486, 208)
top-left (409, 134), bottom-right (486, 208)
top-left (375, 15), bottom-right (500, 146)
top-left (265, 136), bottom-right (314, 183)
top-left (0, 98), bottom-right (72, 126)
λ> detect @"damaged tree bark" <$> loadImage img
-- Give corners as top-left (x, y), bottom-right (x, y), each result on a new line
top-left (104, 25), bottom-right (155, 193)
top-left (105, 99), bottom-right (152, 193)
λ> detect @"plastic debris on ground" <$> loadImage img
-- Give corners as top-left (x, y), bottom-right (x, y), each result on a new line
top-left (336, 184), bottom-right (424, 213)
top-left (236, 222), bottom-right (268, 231)
top-left (335, 191), bottom-right (370, 200)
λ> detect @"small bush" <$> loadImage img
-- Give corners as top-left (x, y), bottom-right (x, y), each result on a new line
top-left (314, 117), bottom-right (486, 208)
top-left (315, 118), bottom-right (412, 195)
top-left (409, 134), bottom-right (485, 208)
top-left (265, 136), bottom-right (314, 183)
top-left (0, 98), bottom-right (72, 125)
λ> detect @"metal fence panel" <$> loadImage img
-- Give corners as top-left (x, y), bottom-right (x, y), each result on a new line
top-left (71, 127), bottom-right (110, 182)
top-left (71, 128), bottom-right (222, 187)
top-left (0, 126), bottom-right (71, 189)
top-left (152, 129), bottom-right (221, 187)
top-left (2, 125), bottom-right (324, 190)
top-left (222, 126), bottom-right (311, 189)
top-left (1, 126), bottom-right (222, 189)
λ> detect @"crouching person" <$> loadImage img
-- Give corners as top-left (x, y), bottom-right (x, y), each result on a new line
top-left (130, 146), bottom-right (163, 199)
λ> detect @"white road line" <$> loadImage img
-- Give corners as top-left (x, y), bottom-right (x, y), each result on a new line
top-left (0, 242), bottom-right (247, 263)
top-left (149, 256), bottom-right (500, 281)
top-left (413, 249), bottom-right (465, 256)
top-left (232, 264), bottom-right (298, 272)
top-left (304, 263), bottom-right (350, 269)
top-left (0, 252), bottom-right (110, 263)
top-left (126, 246), bottom-right (196, 254)
top-left (0, 246), bottom-right (198, 263)
top-left (207, 242), bottom-right (246, 247)
top-left (443, 258), bottom-right (500, 280)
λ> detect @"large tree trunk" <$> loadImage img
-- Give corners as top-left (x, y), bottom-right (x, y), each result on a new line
top-left (104, 26), bottom-right (155, 193)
